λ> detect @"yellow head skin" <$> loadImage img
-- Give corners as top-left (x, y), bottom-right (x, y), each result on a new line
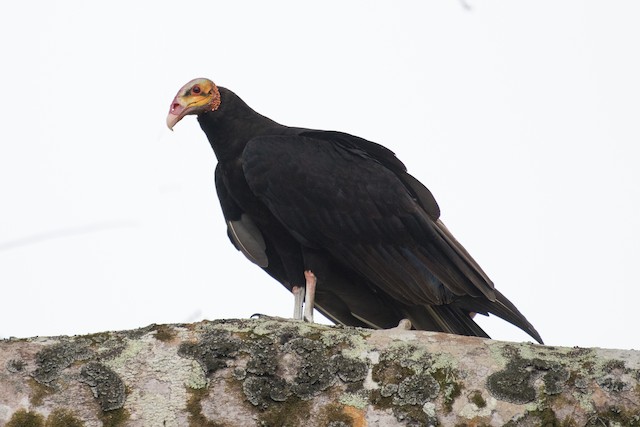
top-left (166, 78), bottom-right (221, 130)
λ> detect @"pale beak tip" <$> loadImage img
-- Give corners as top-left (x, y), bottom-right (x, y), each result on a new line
top-left (166, 114), bottom-right (179, 131)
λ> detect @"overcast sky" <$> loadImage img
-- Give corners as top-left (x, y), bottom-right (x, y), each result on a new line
top-left (1, 1), bottom-right (639, 350)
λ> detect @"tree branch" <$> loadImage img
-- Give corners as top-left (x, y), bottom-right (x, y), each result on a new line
top-left (1, 318), bottom-right (639, 426)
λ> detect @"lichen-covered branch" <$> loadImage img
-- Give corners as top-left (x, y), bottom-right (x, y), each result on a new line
top-left (1, 318), bottom-right (639, 426)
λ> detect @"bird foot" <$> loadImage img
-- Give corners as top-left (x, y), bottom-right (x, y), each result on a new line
top-left (393, 319), bottom-right (413, 331)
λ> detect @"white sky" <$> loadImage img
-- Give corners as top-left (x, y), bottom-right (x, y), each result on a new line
top-left (1, 1), bottom-right (639, 350)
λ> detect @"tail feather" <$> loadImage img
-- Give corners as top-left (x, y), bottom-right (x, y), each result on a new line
top-left (456, 291), bottom-right (543, 344)
top-left (402, 304), bottom-right (491, 339)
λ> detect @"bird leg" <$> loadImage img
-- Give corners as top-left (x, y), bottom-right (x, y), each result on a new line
top-left (393, 319), bottom-right (413, 331)
top-left (292, 286), bottom-right (304, 320)
top-left (303, 270), bottom-right (316, 323)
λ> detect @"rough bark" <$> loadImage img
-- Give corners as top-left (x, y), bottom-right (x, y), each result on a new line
top-left (1, 318), bottom-right (639, 426)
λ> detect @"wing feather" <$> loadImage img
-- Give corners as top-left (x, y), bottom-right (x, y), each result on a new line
top-left (241, 134), bottom-right (491, 305)
top-left (228, 215), bottom-right (268, 268)
top-left (215, 165), bottom-right (268, 267)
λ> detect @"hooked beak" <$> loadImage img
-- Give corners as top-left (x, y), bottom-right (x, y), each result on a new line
top-left (166, 97), bottom-right (187, 131)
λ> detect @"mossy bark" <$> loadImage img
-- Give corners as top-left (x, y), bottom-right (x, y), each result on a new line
top-left (1, 318), bottom-right (639, 426)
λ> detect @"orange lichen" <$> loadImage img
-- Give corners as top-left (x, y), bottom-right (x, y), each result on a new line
top-left (343, 405), bottom-right (367, 427)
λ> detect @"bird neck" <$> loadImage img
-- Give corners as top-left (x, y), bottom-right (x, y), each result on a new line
top-left (198, 87), bottom-right (282, 163)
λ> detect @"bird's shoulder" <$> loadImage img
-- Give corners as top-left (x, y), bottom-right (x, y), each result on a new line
top-left (242, 129), bottom-right (440, 220)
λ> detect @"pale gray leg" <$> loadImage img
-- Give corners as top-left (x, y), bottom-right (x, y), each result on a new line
top-left (394, 319), bottom-right (412, 330)
top-left (292, 286), bottom-right (304, 320)
top-left (303, 270), bottom-right (316, 323)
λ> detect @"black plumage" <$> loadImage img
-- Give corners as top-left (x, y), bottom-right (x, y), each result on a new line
top-left (167, 78), bottom-right (543, 343)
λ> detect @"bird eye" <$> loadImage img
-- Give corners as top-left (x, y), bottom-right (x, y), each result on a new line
top-left (192, 85), bottom-right (201, 94)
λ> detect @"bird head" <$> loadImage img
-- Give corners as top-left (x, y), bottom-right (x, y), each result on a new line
top-left (166, 78), bottom-right (221, 130)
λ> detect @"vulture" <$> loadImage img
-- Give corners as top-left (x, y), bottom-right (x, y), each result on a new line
top-left (166, 77), bottom-right (543, 344)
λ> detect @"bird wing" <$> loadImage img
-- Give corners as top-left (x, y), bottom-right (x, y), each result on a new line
top-left (301, 130), bottom-right (492, 286)
top-left (299, 130), bottom-right (441, 221)
top-left (241, 132), bottom-right (496, 307)
top-left (215, 165), bottom-right (268, 268)
top-left (216, 165), bottom-right (402, 330)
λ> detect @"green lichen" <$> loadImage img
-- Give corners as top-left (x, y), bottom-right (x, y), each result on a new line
top-left (245, 337), bottom-right (279, 376)
top-left (560, 418), bottom-right (579, 427)
top-left (332, 354), bottom-right (368, 383)
top-left (486, 358), bottom-right (536, 404)
top-left (257, 398), bottom-right (312, 427)
top-left (394, 403), bottom-right (436, 426)
top-left (504, 407), bottom-right (560, 427)
top-left (368, 342), bottom-right (446, 425)
top-left (572, 387), bottom-right (595, 413)
top-left (320, 326), bottom-right (370, 359)
top-left (27, 378), bottom-right (54, 407)
top-left (180, 320), bottom-right (350, 418)
top-left (102, 337), bottom-right (146, 370)
top-left (6, 409), bottom-right (45, 427)
top-left (79, 362), bottom-right (126, 411)
top-left (242, 376), bottom-right (289, 408)
top-left (282, 337), bottom-right (336, 400)
top-left (601, 359), bottom-right (627, 373)
top-left (487, 344), bottom-right (570, 404)
top-left (249, 318), bottom-right (323, 337)
top-left (153, 324), bottom-right (177, 342)
top-left (339, 391), bottom-right (369, 409)
top-left (599, 376), bottom-right (627, 393)
top-left (180, 319), bottom-right (372, 420)
top-left (586, 406), bottom-right (640, 426)
top-left (469, 390), bottom-right (486, 408)
top-left (489, 342), bottom-right (590, 369)
top-left (6, 358), bottom-right (27, 373)
top-left (122, 324), bottom-right (158, 340)
top-left (371, 358), bottom-right (413, 386)
top-left (395, 371), bottom-right (440, 406)
top-left (185, 387), bottom-right (223, 427)
top-left (84, 331), bottom-right (115, 344)
top-left (437, 371), bottom-right (461, 412)
top-left (178, 330), bottom-right (241, 376)
top-left (430, 355), bottom-right (462, 413)
top-left (370, 341), bottom-right (463, 417)
top-left (32, 340), bottom-right (93, 385)
top-left (371, 343), bottom-right (423, 385)
top-left (484, 343), bottom-right (640, 425)
top-left (98, 408), bottom-right (130, 427)
top-left (208, 318), bottom-right (239, 328)
top-left (6, 409), bottom-right (84, 427)
top-left (248, 320), bottom-right (282, 337)
top-left (45, 409), bottom-right (85, 427)
top-left (387, 342), bottom-right (431, 372)
top-left (185, 360), bottom-right (208, 389)
top-left (595, 358), bottom-right (633, 394)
